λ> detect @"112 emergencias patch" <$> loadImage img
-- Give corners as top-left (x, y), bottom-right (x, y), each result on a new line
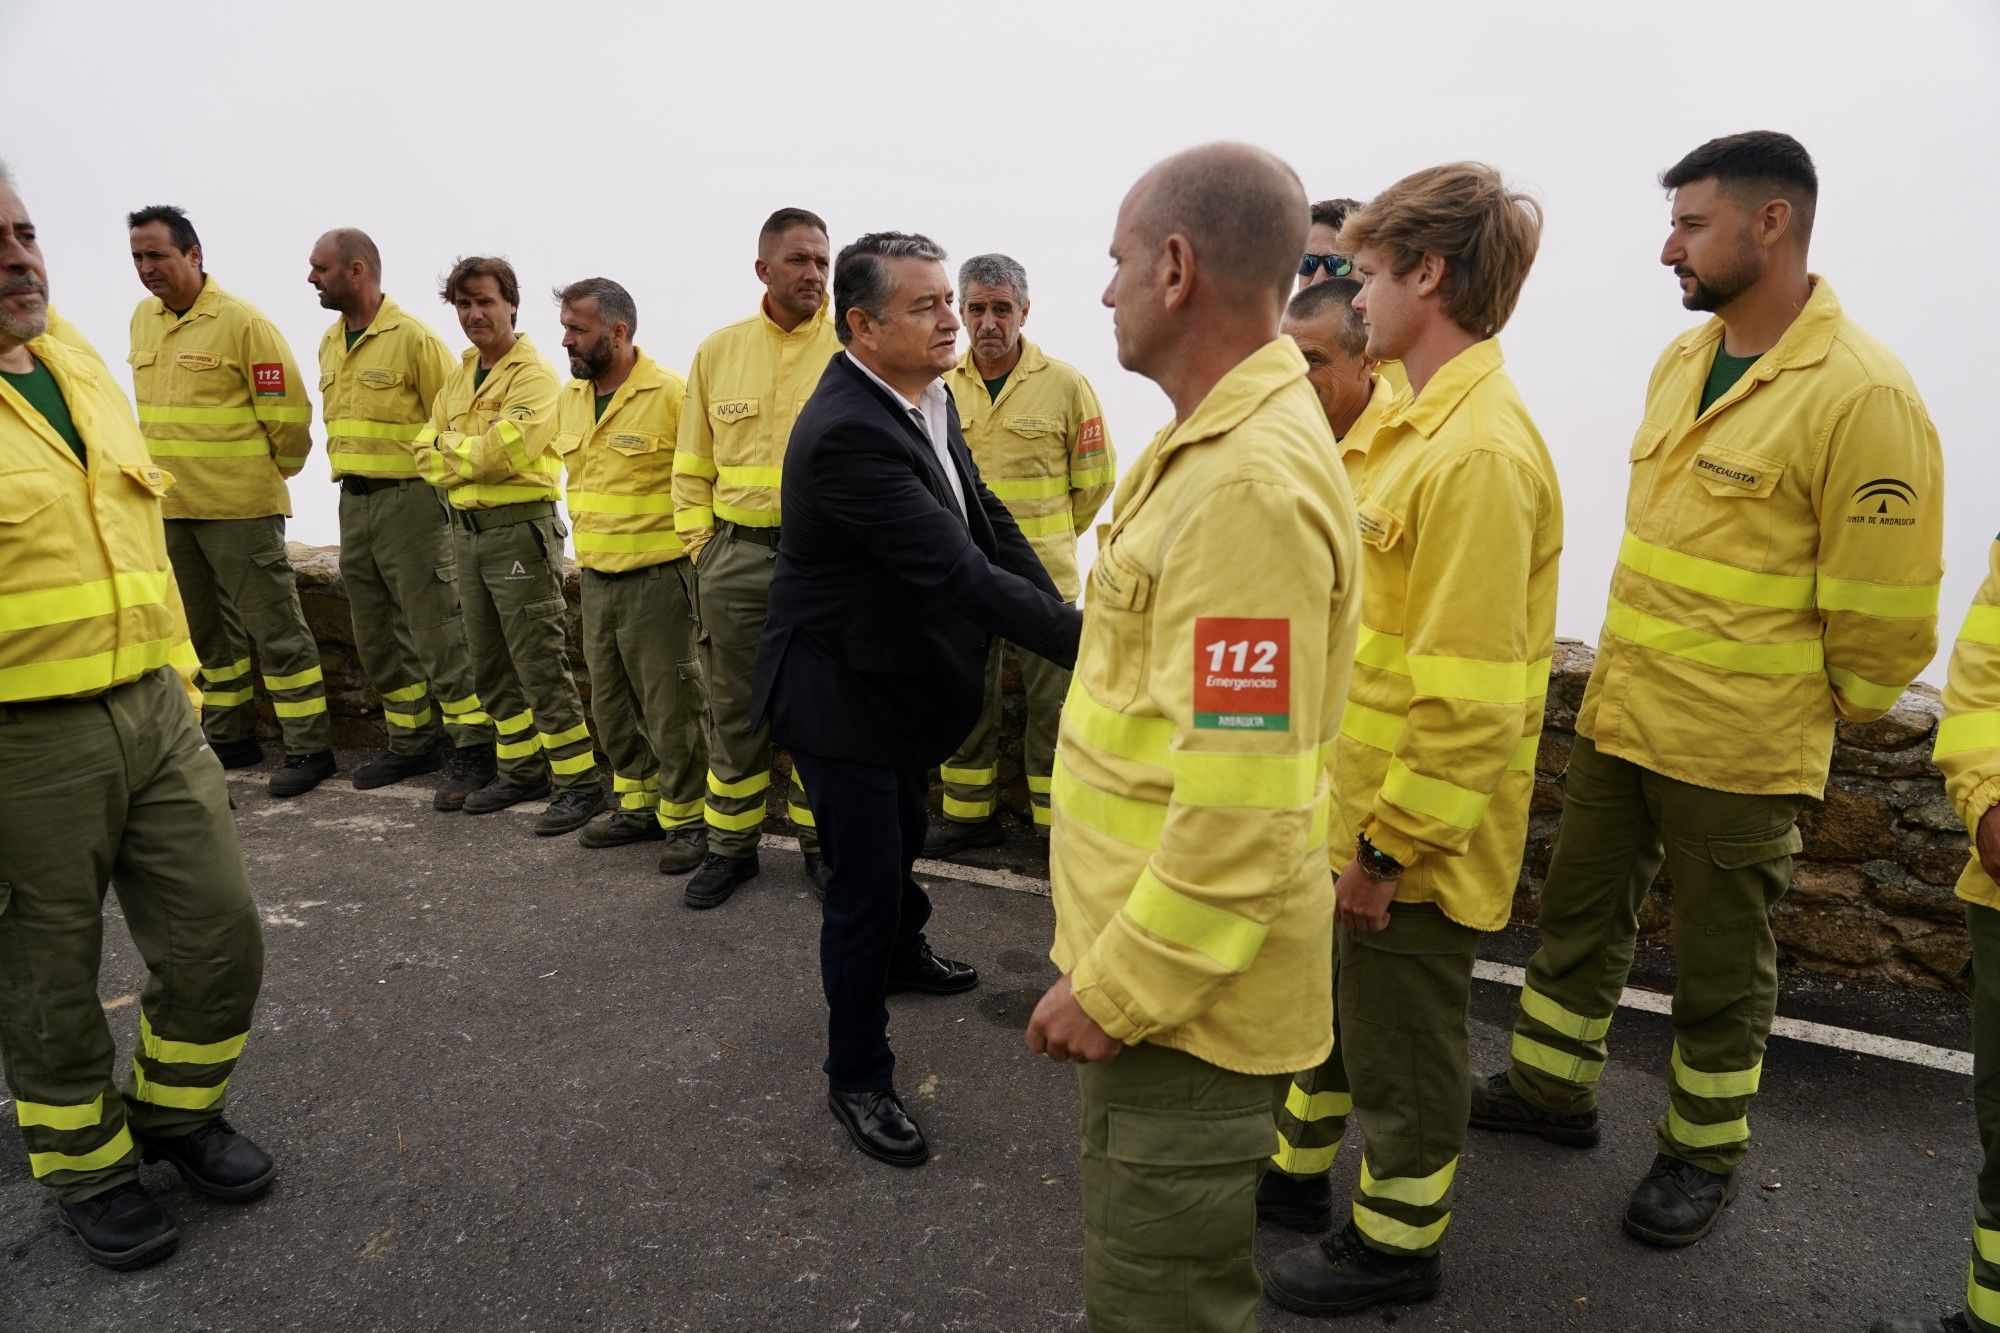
top-left (1193, 617), bottom-right (1289, 730)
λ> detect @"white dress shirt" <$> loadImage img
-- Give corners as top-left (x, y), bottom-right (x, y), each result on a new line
top-left (846, 351), bottom-right (966, 518)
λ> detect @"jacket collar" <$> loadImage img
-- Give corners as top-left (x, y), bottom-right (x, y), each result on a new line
top-left (1341, 372), bottom-right (1393, 458)
top-left (1380, 337), bottom-right (1504, 439)
top-left (460, 332), bottom-right (538, 377)
top-left (951, 334), bottom-right (1048, 387)
top-left (580, 349), bottom-right (669, 419)
top-left (12, 334), bottom-right (106, 471)
top-left (150, 274), bottom-right (224, 325)
top-left (327, 295), bottom-right (409, 349)
top-left (759, 297), bottom-right (832, 341)
top-left (1158, 336), bottom-right (1310, 455)
top-left (1672, 273), bottom-right (1840, 374)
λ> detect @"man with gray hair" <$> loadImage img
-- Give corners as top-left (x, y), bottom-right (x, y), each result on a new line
top-left (753, 231), bottom-right (1080, 1168)
top-left (927, 254), bottom-right (1113, 854)
top-left (552, 278), bottom-right (708, 874)
top-left (1280, 275), bottom-right (1390, 486)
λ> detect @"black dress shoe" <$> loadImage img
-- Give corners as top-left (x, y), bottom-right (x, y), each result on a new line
top-left (1468, 1068), bottom-right (1600, 1148)
top-left (827, 1089), bottom-right (928, 1168)
top-left (685, 852), bottom-right (759, 909)
top-left (1262, 1221), bottom-right (1442, 1316)
top-left (1257, 1168), bottom-right (1334, 1232)
top-left (137, 1117), bottom-right (277, 1201)
top-left (55, 1181), bottom-right (179, 1271)
top-left (1869, 1314), bottom-right (1972, 1333)
top-left (269, 749), bottom-right (337, 798)
top-left (885, 943), bottom-right (978, 995)
top-left (1622, 1153), bottom-right (1736, 1248)
top-left (802, 851), bottom-right (833, 902)
top-left (211, 738), bottom-right (264, 770)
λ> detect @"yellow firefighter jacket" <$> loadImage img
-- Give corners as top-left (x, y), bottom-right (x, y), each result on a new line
top-left (553, 350), bottom-right (689, 572)
top-left (1577, 279), bottom-right (1944, 797)
top-left (1337, 371), bottom-right (1394, 489)
top-left (317, 298), bottom-right (456, 481)
top-left (1333, 338), bottom-right (1562, 932)
top-left (417, 335), bottom-right (562, 510)
top-left (0, 334), bottom-right (199, 705)
top-left (672, 299), bottom-right (841, 561)
top-left (1938, 538), bottom-right (2000, 910)
top-left (127, 277), bottom-right (314, 520)
top-left (1050, 337), bottom-right (1360, 1075)
top-left (45, 306), bottom-right (108, 368)
top-left (945, 337), bottom-right (1114, 601)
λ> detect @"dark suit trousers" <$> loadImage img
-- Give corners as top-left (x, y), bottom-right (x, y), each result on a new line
top-left (787, 747), bottom-right (934, 1093)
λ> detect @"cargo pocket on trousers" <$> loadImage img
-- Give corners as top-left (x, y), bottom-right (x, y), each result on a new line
top-left (1702, 824), bottom-right (1803, 932)
top-left (1103, 1101), bottom-right (1278, 1260)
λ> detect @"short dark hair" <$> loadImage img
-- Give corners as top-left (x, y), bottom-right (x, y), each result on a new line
top-left (1309, 198), bottom-right (1360, 233)
top-left (127, 204), bottom-right (200, 255)
top-left (760, 207), bottom-right (828, 246)
top-left (833, 232), bottom-right (946, 346)
top-left (327, 228), bottom-right (382, 279)
top-left (1286, 277), bottom-right (1367, 358)
top-left (1660, 131), bottom-right (1817, 244)
top-left (440, 255), bottom-right (522, 326)
top-left (553, 276), bottom-right (638, 337)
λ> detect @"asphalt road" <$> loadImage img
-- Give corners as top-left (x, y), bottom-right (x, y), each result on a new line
top-left (0, 757), bottom-right (1979, 1332)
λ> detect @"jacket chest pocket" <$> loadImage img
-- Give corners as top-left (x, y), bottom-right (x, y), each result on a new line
top-left (709, 397), bottom-right (760, 442)
top-left (1680, 442), bottom-right (1786, 563)
top-left (1354, 498), bottom-right (1408, 615)
top-left (605, 430), bottom-right (662, 457)
top-left (1081, 530), bottom-right (1152, 711)
top-left (163, 348), bottom-right (236, 405)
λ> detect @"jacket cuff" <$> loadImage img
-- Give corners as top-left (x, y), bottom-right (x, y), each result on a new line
top-left (1069, 955), bottom-right (1145, 1044)
top-left (1959, 777), bottom-right (2000, 838)
top-left (1358, 813), bottom-right (1425, 870)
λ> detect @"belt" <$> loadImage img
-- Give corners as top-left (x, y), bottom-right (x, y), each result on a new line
top-left (584, 563), bottom-right (671, 581)
top-left (340, 475), bottom-right (414, 496)
top-left (450, 500), bottom-right (555, 531)
top-left (718, 520), bottom-right (780, 549)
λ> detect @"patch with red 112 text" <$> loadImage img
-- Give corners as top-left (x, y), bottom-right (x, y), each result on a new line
top-left (1193, 617), bottom-right (1290, 730)
top-left (251, 363), bottom-right (286, 397)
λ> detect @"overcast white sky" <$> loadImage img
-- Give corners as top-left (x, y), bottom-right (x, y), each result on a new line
top-left (11, 0), bottom-right (1997, 678)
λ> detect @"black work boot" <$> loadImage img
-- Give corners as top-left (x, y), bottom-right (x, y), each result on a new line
top-left (1868, 1314), bottom-right (1973, 1332)
top-left (434, 744), bottom-right (497, 812)
top-left (55, 1181), bottom-right (179, 1271)
top-left (1468, 1069), bottom-right (1601, 1147)
top-left (268, 749), bottom-right (336, 798)
top-left (1622, 1153), bottom-right (1736, 1248)
top-left (579, 810), bottom-right (666, 848)
top-left (657, 826), bottom-right (707, 875)
top-left (921, 818), bottom-right (1004, 859)
top-left (210, 738), bottom-right (264, 770)
top-left (136, 1117), bottom-right (277, 1201)
top-left (351, 744), bottom-right (444, 791)
top-left (1257, 1169), bottom-right (1334, 1233)
top-left (802, 851), bottom-right (833, 902)
top-left (685, 852), bottom-right (759, 909)
top-left (534, 786), bottom-right (606, 836)
top-left (1262, 1221), bottom-right (1442, 1316)
top-left (462, 772), bottom-right (551, 815)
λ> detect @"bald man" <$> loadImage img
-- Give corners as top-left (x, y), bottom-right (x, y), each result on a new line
top-left (309, 230), bottom-right (494, 802)
top-left (1026, 142), bottom-right (1361, 1333)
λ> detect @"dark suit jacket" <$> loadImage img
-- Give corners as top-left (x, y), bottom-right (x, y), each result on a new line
top-left (752, 352), bottom-right (1082, 769)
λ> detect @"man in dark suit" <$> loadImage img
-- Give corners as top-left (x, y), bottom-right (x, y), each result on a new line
top-left (753, 231), bottom-right (1082, 1167)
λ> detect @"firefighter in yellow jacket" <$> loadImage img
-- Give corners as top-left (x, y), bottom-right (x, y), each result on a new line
top-left (1260, 162), bottom-right (1561, 1318)
top-left (1027, 144), bottom-right (1360, 1333)
top-left (1473, 133), bottom-right (1945, 1251)
top-left (928, 253), bottom-right (1113, 852)
top-left (673, 208), bottom-right (841, 908)
top-left (2, 168), bottom-right (274, 1272)
top-left (418, 256), bottom-right (602, 835)
top-left (552, 278), bottom-right (708, 876)
top-left (1281, 275), bottom-right (1392, 488)
top-left (126, 204), bottom-right (334, 795)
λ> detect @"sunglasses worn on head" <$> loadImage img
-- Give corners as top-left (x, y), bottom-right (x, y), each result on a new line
top-left (1299, 253), bottom-right (1354, 278)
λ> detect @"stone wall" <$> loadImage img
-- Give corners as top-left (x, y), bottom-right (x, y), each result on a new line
top-left (271, 544), bottom-right (1974, 989)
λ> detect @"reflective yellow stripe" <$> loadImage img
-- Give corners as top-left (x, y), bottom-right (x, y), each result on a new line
top-left (263, 664), bottom-right (324, 691)
top-left (495, 735), bottom-right (541, 760)
top-left (138, 403), bottom-right (259, 425)
top-left (205, 656), bottom-right (254, 683)
top-left (449, 711), bottom-right (491, 728)
top-left (1407, 653), bottom-right (1551, 705)
top-left (0, 637), bottom-right (181, 702)
top-left (1030, 804), bottom-right (1051, 826)
top-left (567, 490), bottom-right (676, 516)
top-left (140, 1010), bottom-right (246, 1066)
top-left (612, 773), bottom-right (651, 793)
top-left (1168, 746), bottom-right (1319, 809)
top-left (1520, 985), bottom-right (1611, 1041)
top-left (787, 801), bottom-right (816, 828)
top-left (1354, 626), bottom-right (1409, 674)
top-left (331, 451), bottom-right (422, 476)
top-left (381, 681), bottom-right (429, 704)
top-left (1976, 1223), bottom-right (2000, 1265)
top-left (144, 437), bottom-right (270, 458)
top-left (713, 500), bottom-right (779, 526)
top-left (673, 451), bottom-right (717, 479)
top-left (1361, 1155), bottom-right (1457, 1208)
top-left (619, 790), bottom-right (653, 810)
top-left (941, 765), bottom-right (998, 785)
top-left (1381, 759), bottom-right (1489, 829)
top-left (942, 795), bottom-right (995, 819)
top-left (986, 475), bottom-right (1069, 501)
top-left (1014, 511), bottom-right (1075, 539)
top-left (549, 751), bottom-right (597, 776)
top-left (272, 697), bottom-right (328, 718)
top-left (0, 570), bottom-right (175, 634)
top-left (15, 1094), bottom-right (104, 1132)
top-left (1070, 466), bottom-right (1114, 489)
top-left (675, 506), bottom-right (715, 533)
top-left (1027, 774), bottom-right (1052, 794)
top-left (1285, 1084), bottom-right (1352, 1123)
top-left (1124, 866), bottom-right (1266, 972)
top-left (717, 464), bottom-right (783, 488)
top-left (1828, 665), bottom-right (1906, 712)
top-left (203, 687), bottom-right (254, 708)
top-left (440, 694), bottom-right (484, 716)
top-left (452, 483), bottom-right (560, 505)
top-left (1339, 700), bottom-right (1403, 753)
top-left (255, 404), bottom-right (312, 424)
top-left (704, 802), bottom-right (765, 831)
top-left (1061, 684), bottom-right (1173, 766)
top-left (1963, 605), bottom-right (2000, 649)
top-left (1618, 531), bottom-right (1815, 610)
top-left (576, 532), bottom-right (686, 559)
top-left (1817, 573), bottom-right (1939, 619)
top-left (28, 1127), bottom-right (134, 1178)
top-left (1512, 1032), bottom-right (1605, 1084)
top-left (496, 709), bottom-right (535, 736)
top-left (328, 418), bottom-right (426, 442)
top-left (1670, 1043), bottom-right (1762, 1099)
top-left (1050, 757), bottom-right (1165, 849)
top-left (1272, 1131), bottom-right (1341, 1175)
top-left (1665, 1106), bottom-right (1750, 1149)
top-left (1605, 598), bottom-right (1824, 675)
top-left (494, 417), bottom-right (526, 460)
top-left (383, 706), bottom-right (433, 730)
top-left (657, 797), bottom-right (703, 827)
top-left (1937, 713), bottom-right (2000, 761)
top-left (414, 425), bottom-right (439, 446)
top-left (707, 769), bottom-right (771, 799)
top-left (1353, 1202), bottom-right (1450, 1251)
top-left (1970, 1261), bottom-right (2000, 1325)
top-left (130, 1065), bottom-right (228, 1111)
top-left (540, 722), bottom-right (591, 749)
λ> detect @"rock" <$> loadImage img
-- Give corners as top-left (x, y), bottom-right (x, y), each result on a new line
top-left (1800, 787), bottom-right (1902, 861)
top-left (1836, 693), bottom-right (1941, 752)
top-left (1903, 791), bottom-right (1971, 835)
top-left (1772, 901), bottom-right (1890, 967)
top-left (1789, 864), bottom-right (1866, 904)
